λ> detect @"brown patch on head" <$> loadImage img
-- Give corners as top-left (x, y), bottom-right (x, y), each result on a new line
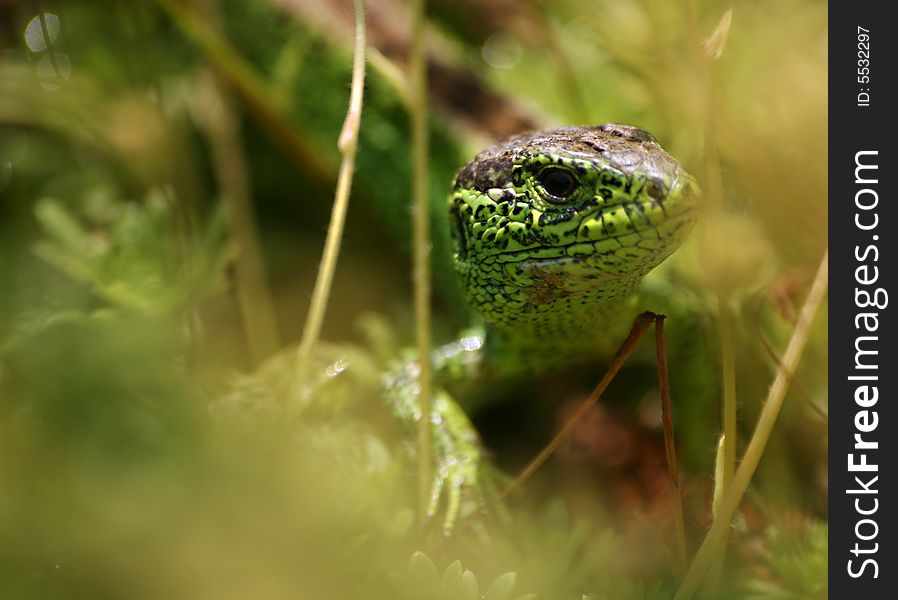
top-left (597, 123), bottom-right (658, 144)
top-left (453, 124), bottom-right (678, 192)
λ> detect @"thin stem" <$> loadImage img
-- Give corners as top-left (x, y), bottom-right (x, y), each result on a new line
top-left (703, 290), bottom-right (737, 592)
top-left (718, 301), bottom-right (737, 486)
top-left (674, 251), bottom-right (828, 600)
top-left (199, 71), bottom-right (280, 364)
top-left (294, 0), bottom-right (367, 395)
top-left (409, 0), bottom-right (433, 524)
top-left (675, 1), bottom-right (737, 585)
top-left (498, 312), bottom-right (657, 500)
top-left (655, 316), bottom-right (688, 576)
top-left (30, 1), bottom-right (63, 80)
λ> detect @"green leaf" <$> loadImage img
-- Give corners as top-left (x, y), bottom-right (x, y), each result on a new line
top-left (460, 570), bottom-right (479, 600)
top-left (483, 572), bottom-right (517, 600)
top-left (441, 560), bottom-right (464, 591)
top-left (408, 551), bottom-right (440, 591)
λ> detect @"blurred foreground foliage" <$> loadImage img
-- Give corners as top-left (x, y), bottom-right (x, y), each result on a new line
top-left (1, 0), bottom-right (826, 598)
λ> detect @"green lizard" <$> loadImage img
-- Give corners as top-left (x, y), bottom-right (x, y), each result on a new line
top-left (383, 123), bottom-right (700, 531)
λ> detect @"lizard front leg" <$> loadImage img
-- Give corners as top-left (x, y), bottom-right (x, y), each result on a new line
top-left (382, 333), bottom-right (490, 533)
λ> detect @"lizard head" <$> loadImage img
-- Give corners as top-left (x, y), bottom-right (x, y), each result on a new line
top-left (449, 124), bottom-right (699, 338)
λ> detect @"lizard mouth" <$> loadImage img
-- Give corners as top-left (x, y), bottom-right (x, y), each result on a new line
top-left (490, 204), bottom-right (697, 267)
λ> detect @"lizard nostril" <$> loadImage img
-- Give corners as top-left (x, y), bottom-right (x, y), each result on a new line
top-left (647, 180), bottom-right (666, 205)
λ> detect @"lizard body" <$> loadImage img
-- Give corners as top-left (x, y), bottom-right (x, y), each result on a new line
top-left (388, 124), bottom-right (700, 528)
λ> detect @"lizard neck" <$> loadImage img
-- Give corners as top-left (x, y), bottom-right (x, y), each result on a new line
top-left (482, 294), bottom-right (641, 376)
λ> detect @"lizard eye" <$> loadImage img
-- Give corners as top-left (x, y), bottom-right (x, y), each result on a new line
top-left (537, 167), bottom-right (577, 201)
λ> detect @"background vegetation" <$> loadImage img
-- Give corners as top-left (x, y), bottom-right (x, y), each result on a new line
top-left (0, 1), bottom-right (827, 598)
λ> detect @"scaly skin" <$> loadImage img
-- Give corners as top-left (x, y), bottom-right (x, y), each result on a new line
top-left (388, 124), bottom-right (700, 532)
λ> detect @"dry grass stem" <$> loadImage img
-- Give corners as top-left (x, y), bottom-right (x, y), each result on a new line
top-left (675, 251), bottom-right (828, 599)
top-left (294, 0), bottom-right (367, 396)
